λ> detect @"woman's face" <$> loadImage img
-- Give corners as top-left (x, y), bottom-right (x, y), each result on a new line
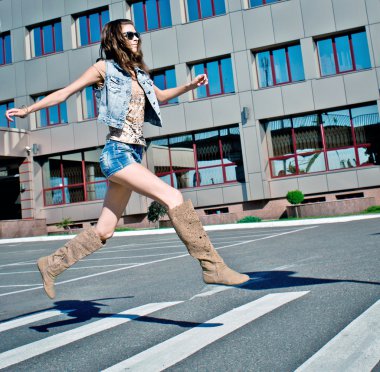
top-left (122, 23), bottom-right (139, 53)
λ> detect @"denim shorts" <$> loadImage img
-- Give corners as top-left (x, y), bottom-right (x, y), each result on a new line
top-left (99, 140), bottom-right (144, 178)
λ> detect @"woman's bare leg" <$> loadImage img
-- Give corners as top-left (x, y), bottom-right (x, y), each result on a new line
top-left (109, 163), bottom-right (183, 210)
top-left (95, 180), bottom-right (133, 241)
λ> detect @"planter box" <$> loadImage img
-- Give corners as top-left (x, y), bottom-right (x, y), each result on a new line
top-left (286, 197), bottom-right (376, 218)
top-left (0, 219), bottom-right (47, 238)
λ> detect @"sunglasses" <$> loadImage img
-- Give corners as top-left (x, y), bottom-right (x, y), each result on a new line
top-left (123, 31), bottom-right (140, 40)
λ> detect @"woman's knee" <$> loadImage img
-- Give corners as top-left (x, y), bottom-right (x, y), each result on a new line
top-left (94, 226), bottom-right (114, 242)
top-left (163, 188), bottom-right (183, 210)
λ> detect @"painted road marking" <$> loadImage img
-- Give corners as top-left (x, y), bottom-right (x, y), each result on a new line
top-left (0, 227), bottom-right (316, 298)
top-left (296, 300), bottom-right (380, 372)
top-left (0, 302), bottom-right (181, 370)
top-left (0, 309), bottom-right (74, 333)
top-left (104, 291), bottom-right (309, 372)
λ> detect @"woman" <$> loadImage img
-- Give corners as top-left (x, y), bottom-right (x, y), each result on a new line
top-left (6, 19), bottom-right (249, 299)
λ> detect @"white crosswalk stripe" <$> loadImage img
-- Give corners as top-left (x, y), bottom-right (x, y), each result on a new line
top-left (296, 299), bottom-right (380, 372)
top-left (0, 301), bottom-right (181, 370)
top-left (0, 309), bottom-right (75, 333)
top-left (103, 291), bottom-right (309, 372)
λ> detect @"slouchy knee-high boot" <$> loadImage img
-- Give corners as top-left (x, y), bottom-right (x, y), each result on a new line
top-left (168, 200), bottom-right (249, 285)
top-left (37, 227), bottom-right (104, 299)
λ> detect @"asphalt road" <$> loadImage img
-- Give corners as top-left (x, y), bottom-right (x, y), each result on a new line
top-left (0, 219), bottom-right (379, 371)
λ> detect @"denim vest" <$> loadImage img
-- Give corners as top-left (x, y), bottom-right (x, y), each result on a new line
top-left (95, 60), bottom-right (162, 129)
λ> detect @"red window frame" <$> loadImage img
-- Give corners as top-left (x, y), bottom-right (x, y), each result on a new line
top-left (267, 108), bottom-right (377, 179)
top-left (77, 9), bottom-right (108, 46)
top-left (190, 57), bottom-right (234, 99)
top-left (255, 45), bottom-right (298, 87)
top-left (42, 153), bottom-right (108, 206)
top-left (34, 94), bottom-right (67, 126)
top-left (149, 127), bottom-right (243, 189)
top-left (0, 32), bottom-right (11, 66)
top-left (136, 0), bottom-right (163, 31)
top-left (30, 20), bottom-right (62, 57)
top-left (316, 31), bottom-right (367, 76)
top-left (249, 0), bottom-right (281, 7)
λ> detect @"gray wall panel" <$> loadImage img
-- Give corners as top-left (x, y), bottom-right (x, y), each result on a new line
top-left (252, 87), bottom-right (284, 119)
top-left (282, 81), bottom-right (315, 115)
top-left (160, 104), bottom-right (186, 136)
top-left (73, 121), bottom-right (98, 149)
top-left (248, 173), bottom-right (265, 200)
top-left (369, 23), bottom-right (380, 67)
top-left (298, 174), bottom-right (329, 194)
top-left (242, 125), bottom-right (262, 173)
top-left (243, 6), bottom-right (275, 50)
top-left (15, 62), bottom-right (27, 97)
top-left (42, 0), bottom-right (65, 21)
top-left (196, 187), bottom-right (224, 206)
top-left (365, 0), bottom-right (380, 23)
top-left (50, 124), bottom-right (75, 153)
top-left (344, 69), bottom-right (379, 105)
top-left (21, 0), bottom-right (43, 26)
top-left (151, 28), bottom-right (179, 68)
top-left (184, 100), bottom-right (213, 131)
top-left (269, 177), bottom-right (299, 198)
top-left (332, 0), bottom-right (368, 31)
top-left (300, 0), bottom-right (335, 37)
top-left (25, 58), bottom-right (48, 94)
top-left (222, 184), bottom-right (248, 204)
top-left (357, 167), bottom-right (380, 188)
top-left (30, 128), bottom-right (52, 155)
top-left (272, 0), bottom-right (304, 44)
top-left (211, 95), bottom-right (241, 127)
top-left (64, 0), bottom-right (88, 15)
top-left (229, 11), bottom-right (247, 52)
top-left (203, 15), bottom-right (233, 58)
top-left (327, 171), bottom-right (359, 190)
top-left (12, 27), bottom-right (26, 63)
top-left (176, 22), bottom-right (206, 63)
top-left (46, 53), bottom-right (70, 90)
top-left (0, 0), bottom-right (13, 31)
top-left (312, 75), bottom-right (346, 110)
top-left (0, 65), bottom-right (16, 100)
top-left (234, 51), bottom-right (253, 92)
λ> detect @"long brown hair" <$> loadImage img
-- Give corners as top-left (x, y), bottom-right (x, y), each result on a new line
top-left (99, 19), bottom-right (149, 74)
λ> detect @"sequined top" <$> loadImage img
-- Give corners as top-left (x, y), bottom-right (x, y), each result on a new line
top-left (107, 79), bottom-right (146, 146)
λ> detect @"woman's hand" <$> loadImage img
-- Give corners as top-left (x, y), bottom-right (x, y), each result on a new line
top-left (5, 106), bottom-right (29, 122)
top-left (187, 74), bottom-right (208, 91)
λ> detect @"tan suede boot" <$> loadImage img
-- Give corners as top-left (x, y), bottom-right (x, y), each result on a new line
top-left (168, 200), bottom-right (249, 285)
top-left (37, 227), bottom-right (103, 299)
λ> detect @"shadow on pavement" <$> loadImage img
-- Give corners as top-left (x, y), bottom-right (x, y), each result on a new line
top-left (242, 270), bottom-right (380, 291)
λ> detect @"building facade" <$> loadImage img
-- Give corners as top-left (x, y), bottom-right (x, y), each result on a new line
top-left (1, 0), bottom-right (380, 228)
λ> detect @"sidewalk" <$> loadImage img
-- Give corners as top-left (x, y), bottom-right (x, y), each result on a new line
top-left (1, 213), bottom-right (380, 245)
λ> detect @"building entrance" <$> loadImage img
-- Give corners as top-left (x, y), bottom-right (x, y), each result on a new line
top-left (0, 159), bottom-right (22, 220)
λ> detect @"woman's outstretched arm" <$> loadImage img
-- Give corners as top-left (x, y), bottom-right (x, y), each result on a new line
top-left (5, 60), bottom-right (106, 121)
top-left (153, 73), bottom-right (208, 103)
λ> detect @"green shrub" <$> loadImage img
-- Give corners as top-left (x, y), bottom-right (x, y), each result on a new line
top-left (364, 205), bottom-right (380, 213)
top-left (147, 201), bottom-right (167, 223)
top-left (56, 217), bottom-right (73, 230)
top-left (286, 190), bottom-right (305, 205)
top-left (237, 216), bottom-right (262, 223)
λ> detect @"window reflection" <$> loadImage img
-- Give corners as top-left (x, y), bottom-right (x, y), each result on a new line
top-left (77, 9), bottom-right (109, 46)
top-left (0, 33), bottom-right (12, 65)
top-left (35, 94), bottom-right (68, 127)
top-left (132, 0), bottom-right (172, 32)
top-left (149, 126), bottom-right (244, 189)
top-left (0, 101), bottom-right (15, 128)
top-left (151, 67), bottom-right (178, 104)
top-left (187, 0), bottom-right (225, 21)
top-left (267, 103), bottom-right (380, 177)
top-left (30, 21), bottom-right (63, 57)
top-left (42, 150), bottom-right (107, 206)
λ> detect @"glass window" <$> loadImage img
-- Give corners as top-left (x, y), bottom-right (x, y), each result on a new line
top-left (187, 0), bottom-right (225, 21)
top-left (151, 67), bottom-right (178, 104)
top-left (82, 86), bottom-right (97, 119)
top-left (256, 45), bottom-right (304, 88)
top-left (266, 103), bottom-right (380, 177)
top-left (77, 9), bottom-right (109, 46)
top-left (148, 126), bottom-right (244, 189)
top-left (42, 150), bottom-right (107, 206)
top-left (132, 0), bottom-right (172, 33)
top-left (191, 56), bottom-right (234, 99)
top-left (317, 30), bottom-right (371, 76)
top-left (30, 20), bottom-right (63, 57)
top-left (0, 101), bottom-right (15, 128)
top-left (35, 94), bottom-right (68, 127)
top-left (0, 33), bottom-right (12, 65)
top-left (351, 31), bottom-right (371, 70)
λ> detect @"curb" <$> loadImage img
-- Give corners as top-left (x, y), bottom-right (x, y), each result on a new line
top-left (1, 214), bottom-right (380, 245)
